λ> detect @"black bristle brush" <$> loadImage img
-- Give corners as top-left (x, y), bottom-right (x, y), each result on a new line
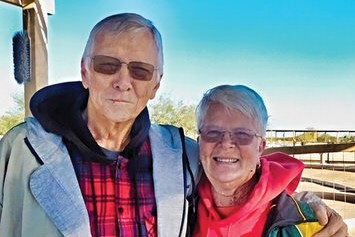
top-left (12, 30), bottom-right (31, 84)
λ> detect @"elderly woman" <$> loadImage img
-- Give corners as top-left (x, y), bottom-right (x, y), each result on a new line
top-left (193, 85), bottom-right (326, 237)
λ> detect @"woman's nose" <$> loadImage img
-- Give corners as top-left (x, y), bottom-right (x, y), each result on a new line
top-left (220, 132), bottom-right (236, 148)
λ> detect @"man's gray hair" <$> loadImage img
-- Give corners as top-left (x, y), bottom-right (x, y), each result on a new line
top-left (82, 13), bottom-right (164, 75)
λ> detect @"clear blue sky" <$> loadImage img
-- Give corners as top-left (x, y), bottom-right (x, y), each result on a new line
top-left (1, 0), bottom-right (354, 130)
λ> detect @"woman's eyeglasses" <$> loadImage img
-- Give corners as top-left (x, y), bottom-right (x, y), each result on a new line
top-left (90, 55), bottom-right (158, 81)
top-left (198, 127), bottom-right (263, 146)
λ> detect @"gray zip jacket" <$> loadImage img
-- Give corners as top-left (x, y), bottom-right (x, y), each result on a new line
top-left (0, 117), bottom-right (200, 237)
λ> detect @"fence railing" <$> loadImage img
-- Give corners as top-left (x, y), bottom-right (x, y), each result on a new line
top-left (264, 129), bottom-right (355, 232)
top-left (264, 129), bottom-right (355, 167)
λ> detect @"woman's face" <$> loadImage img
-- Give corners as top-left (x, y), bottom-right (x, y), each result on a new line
top-left (198, 103), bottom-right (266, 190)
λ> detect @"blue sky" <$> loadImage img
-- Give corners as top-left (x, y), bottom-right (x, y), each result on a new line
top-left (0, 0), bottom-right (354, 130)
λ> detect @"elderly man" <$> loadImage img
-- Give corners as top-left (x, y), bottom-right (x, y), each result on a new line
top-left (0, 13), bottom-right (199, 236)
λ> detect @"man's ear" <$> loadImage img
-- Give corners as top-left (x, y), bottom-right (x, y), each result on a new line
top-left (150, 74), bottom-right (163, 100)
top-left (81, 58), bottom-right (89, 89)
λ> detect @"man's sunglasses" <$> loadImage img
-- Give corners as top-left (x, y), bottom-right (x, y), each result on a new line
top-left (198, 127), bottom-right (263, 146)
top-left (91, 55), bottom-right (158, 81)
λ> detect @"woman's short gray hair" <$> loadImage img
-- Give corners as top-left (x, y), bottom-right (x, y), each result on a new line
top-left (82, 13), bottom-right (164, 75)
top-left (196, 85), bottom-right (269, 136)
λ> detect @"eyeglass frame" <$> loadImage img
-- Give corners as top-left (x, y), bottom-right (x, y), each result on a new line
top-left (88, 55), bottom-right (159, 81)
top-left (198, 127), bottom-right (263, 146)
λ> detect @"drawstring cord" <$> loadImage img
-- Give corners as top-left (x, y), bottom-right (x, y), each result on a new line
top-left (178, 127), bottom-right (197, 236)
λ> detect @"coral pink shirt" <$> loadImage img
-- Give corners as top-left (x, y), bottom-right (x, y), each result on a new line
top-left (193, 152), bottom-right (304, 237)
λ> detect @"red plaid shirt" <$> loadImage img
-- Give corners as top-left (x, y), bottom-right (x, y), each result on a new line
top-left (70, 139), bottom-right (157, 237)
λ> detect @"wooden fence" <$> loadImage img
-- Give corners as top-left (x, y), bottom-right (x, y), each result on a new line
top-left (263, 129), bottom-right (355, 207)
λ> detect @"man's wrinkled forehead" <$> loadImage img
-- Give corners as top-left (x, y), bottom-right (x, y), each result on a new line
top-left (91, 28), bottom-right (156, 54)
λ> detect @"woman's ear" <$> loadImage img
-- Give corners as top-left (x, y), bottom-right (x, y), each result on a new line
top-left (258, 138), bottom-right (266, 155)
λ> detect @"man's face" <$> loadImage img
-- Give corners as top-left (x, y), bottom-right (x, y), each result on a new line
top-left (81, 28), bottom-right (161, 124)
top-left (198, 103), bottom-right (266, 189)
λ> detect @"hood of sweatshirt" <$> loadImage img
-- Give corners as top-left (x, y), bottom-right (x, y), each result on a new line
top-left (194, 152), bottom-right (304, 237)
top-left (29, 81), bottom-right (150, 164)
top-left (30, 81), bottom-right (88, 137)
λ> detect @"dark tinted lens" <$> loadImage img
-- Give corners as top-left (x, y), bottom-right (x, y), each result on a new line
top-left (128, 62), bottom-right (155, 81)
top-left (93, 55), bottom-right (121, 74)
top-left (232, 130), bottom-right (254, 145)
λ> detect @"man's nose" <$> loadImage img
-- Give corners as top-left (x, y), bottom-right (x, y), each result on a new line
top-left (112, 64), bottom-right (131, 90)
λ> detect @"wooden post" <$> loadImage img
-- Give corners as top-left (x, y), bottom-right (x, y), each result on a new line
top-left (0, 0), bottom-right (54, 116)
top-left (23, 0), bottom-right (54, 116)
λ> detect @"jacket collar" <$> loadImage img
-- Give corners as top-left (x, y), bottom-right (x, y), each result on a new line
top-left (149, 124), bottom-right (187, 236)
top-left (26, 117), bottom-right (92, 237)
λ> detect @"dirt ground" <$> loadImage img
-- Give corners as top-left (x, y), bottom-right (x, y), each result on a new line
top-left (296, 168), bottom-right (355, 236)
